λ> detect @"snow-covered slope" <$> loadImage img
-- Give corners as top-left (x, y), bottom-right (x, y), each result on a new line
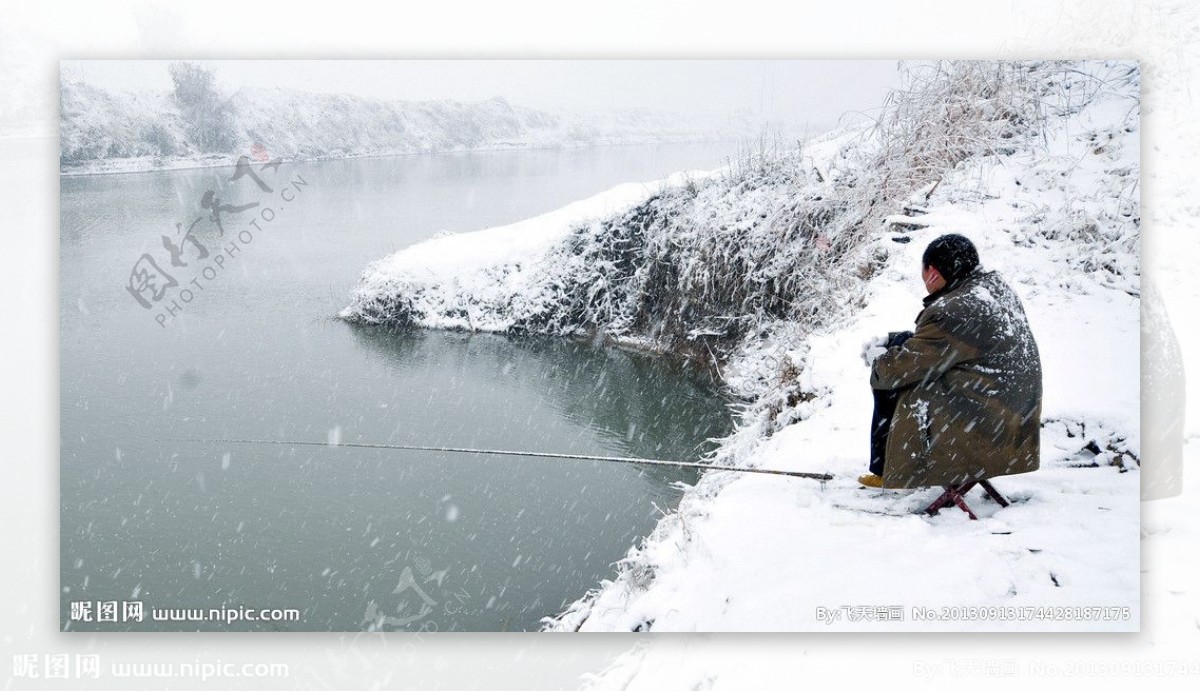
top-left (342, 61), bottom-right (1141, 636)
top-left (58, 77), bottom-right (763, 174)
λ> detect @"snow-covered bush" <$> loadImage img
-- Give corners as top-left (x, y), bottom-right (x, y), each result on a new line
top-left (509, 147), bottom-right (873, 354)
top-left (869, 61), bottom-right (1050, 201)
top-left (345, 62), bottom-right (1100, 367)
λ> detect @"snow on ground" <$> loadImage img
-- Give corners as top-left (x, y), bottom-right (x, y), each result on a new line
top-left (551, 216), bottom-right (1140, 632)
top-left (554, 296), bottom-right (1138, 633)
top-left (545, 67), bottom-right (1141, 635)
top-left (340, 61), bottom-right (1141, 640)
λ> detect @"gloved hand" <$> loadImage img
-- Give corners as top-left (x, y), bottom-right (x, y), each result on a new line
top-left (861, 335), bottom-right (888, 366)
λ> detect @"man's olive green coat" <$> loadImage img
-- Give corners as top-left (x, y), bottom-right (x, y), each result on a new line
top-left (870, 269), bottom-right (1042, 489)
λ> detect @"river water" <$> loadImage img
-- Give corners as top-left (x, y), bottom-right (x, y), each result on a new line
top-left (60, 143), bottom-right (737, 631)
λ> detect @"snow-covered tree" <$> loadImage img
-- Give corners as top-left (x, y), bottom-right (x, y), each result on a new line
top-left (169, 61), bottom-right (236, 153)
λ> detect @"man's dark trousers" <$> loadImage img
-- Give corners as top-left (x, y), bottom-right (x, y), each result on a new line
top-left (869, 331), bottom-right (912, 476)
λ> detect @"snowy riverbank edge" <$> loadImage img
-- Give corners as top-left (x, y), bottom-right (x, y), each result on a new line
top-left (340, 61), bottom-right (1141, 636)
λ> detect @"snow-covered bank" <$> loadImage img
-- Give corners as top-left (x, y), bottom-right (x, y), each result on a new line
top-left (339, 170), bottom-right (723, 332)
top-left (342, 61), bottom-right (1140, 635)
top-left (59, 73), bottom-right (765, 175)
top-left (341, 125), bottom-right (874, 354)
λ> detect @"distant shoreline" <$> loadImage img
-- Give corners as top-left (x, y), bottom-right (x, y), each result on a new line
top-left (58, 137), bottom-right (749, 178)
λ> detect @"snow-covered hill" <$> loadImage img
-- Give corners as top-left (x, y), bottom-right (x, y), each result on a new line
top-left (58, 76), bottom-right (765, 175)
top-left (341, 61), bottom-right (1141, 637)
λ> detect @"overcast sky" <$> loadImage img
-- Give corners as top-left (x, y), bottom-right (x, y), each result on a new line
top-left (62, 60), bottom-right (902, 131)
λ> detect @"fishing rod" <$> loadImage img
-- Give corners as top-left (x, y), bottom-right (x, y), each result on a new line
top-left (178, 437), bottom-right (833, 482)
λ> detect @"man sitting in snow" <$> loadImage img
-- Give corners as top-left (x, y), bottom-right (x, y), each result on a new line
top-left (858, 233), bottom-right (1043, 490)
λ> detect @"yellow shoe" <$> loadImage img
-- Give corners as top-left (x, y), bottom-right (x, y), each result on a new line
top-left (857, 473), bottom-right (884, 488)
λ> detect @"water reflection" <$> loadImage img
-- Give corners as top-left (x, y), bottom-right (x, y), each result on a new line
top-left (348, 325), bottom-right (729, 466)
top-left (60, 143), bottom-right (739, 631)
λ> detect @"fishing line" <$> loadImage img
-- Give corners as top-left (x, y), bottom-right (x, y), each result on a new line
top-left (177, 437), bottom-right (833, 482)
